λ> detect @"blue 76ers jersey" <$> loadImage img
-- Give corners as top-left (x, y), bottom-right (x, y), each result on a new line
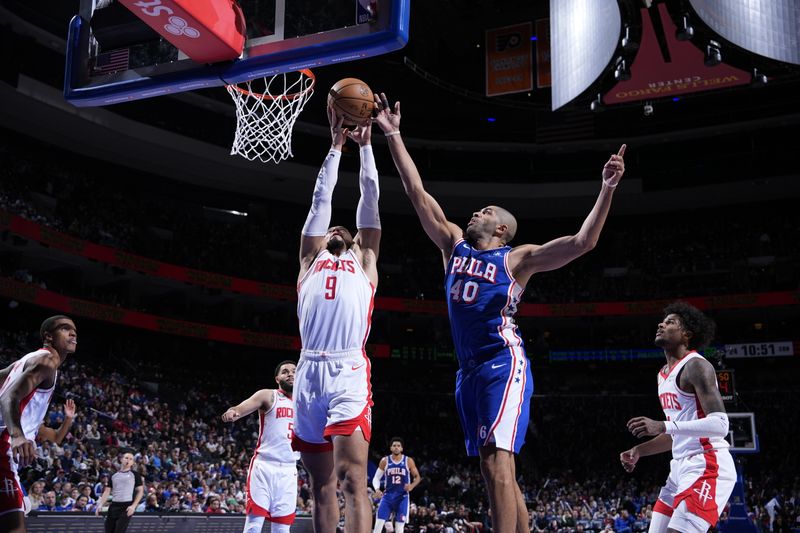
top-left (445, 240), bottom-right (525, 370)
top-left (384, 455), bottom-right (410, 495)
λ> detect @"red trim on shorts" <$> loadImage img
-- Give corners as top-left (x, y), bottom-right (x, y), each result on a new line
top-left (653, 499), bottom-right (674, 517)
top-left (0, 430), bottom-right (25, 513)
top-left (292, 435), bottom-right (333, 453)
top-left (245, 496), bottom-right (296, 524)
top-left (324, 404), bottom-right (372, 442)
top-left (268, 512), bottom-right (296, 525)
top-left (673, 450), bottom-right (721, 525)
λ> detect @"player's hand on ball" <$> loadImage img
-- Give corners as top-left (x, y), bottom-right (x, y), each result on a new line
top-left (348, 120), bottom-right (372, 146)
top-left (602, 144), bottom-right (626, 187)
top-left (327, 106), bottom-right (348, 145)
top-left (373, 93), bottom-right (401, 134)
top-left (620, 448), bottom-right (639, 473)
top-left (627, 416), bottom-right (666, 438)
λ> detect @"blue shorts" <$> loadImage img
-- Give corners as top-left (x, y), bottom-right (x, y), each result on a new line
top-left (455, 348), bottom-right (534, 456)
top-left (377, 491), bottom-right (409, 522)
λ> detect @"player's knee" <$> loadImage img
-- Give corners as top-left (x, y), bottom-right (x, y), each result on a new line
top-left (337, 467), bottom-right (365, 495)
top-left (312, 477), bottom-right (338, 501)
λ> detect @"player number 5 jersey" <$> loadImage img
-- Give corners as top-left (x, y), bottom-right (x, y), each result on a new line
top-left (254, 389), bottom-right (300, 463)
top-left (658, 352), bottom-right (729, 459)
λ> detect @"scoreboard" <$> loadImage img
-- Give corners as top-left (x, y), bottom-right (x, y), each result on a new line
top-left (715, 369), bottom-right (735, 403)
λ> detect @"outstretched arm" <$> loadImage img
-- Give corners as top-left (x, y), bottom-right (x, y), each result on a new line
top-left (299, 107), bottom-right (348, 276)
top-left (221, 389), bottom-right (274, 423)
top-left (349, 119), bottom-right (381, 284)
top-left (373, 93), bottom-right (462, 258)
top-left (510, 145), bottom-right (626, 281)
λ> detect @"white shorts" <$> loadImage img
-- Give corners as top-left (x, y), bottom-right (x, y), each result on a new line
top-left (653, 448), bottom-right (736, 531)
top-left (245, 457), bottom-right (297, 524)
top-left (292, 350), bottom-right (373, 452)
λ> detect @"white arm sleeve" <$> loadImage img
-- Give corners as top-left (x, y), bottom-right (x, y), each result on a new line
top-left (302, 149), bottom-right (341, 236)
top-left (372, 467), bottom-right (384, 491)
top-left (664, 412), bottom-right (729, 438)
top-left (356, 145), bottom-right (381, 230)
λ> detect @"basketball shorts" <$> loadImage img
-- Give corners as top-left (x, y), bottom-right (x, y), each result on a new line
top-left (455, 347), bottom-right (533, 457)
top-left (377, 491), bottom-right (410, 522)
top-left (0, 432), bottom-right (25, 517)
top-left (245, 457), bottom-right (297, 524)
top-left (653, 448), bottom-right (736, 531)
top-left (292, 349), bottom-right (373, 453)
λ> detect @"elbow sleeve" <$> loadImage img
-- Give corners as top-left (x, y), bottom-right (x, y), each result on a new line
top-left (302, 150), bottom-right (341, 236)
top-left (665, 412), bottom-right (729, 438)
top-left (356, 145), bottom-right (381, 230)
top-left (372, 467), bottom-right (384, 491)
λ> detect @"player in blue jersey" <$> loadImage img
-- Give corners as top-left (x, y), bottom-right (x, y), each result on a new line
top-left (371, 438), bottom-right (420, 533)
top-left (374, 93), bottom-right (626, 533)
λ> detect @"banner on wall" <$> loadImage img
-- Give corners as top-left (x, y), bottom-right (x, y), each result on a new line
top-left (486, 22), bottom-right (533, 96)
top-left (3, 209), bottom-right (799, 318)
top-left (0, 277), bottom-right (391, 357)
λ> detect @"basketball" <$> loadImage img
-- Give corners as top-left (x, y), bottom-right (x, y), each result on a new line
top-left (327, 78), bottom-right (375, 125)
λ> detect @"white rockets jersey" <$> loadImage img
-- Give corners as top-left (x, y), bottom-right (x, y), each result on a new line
top-left (254, 389), bottom-right (300, 463)
top-left (0, 349), bottom-right (57, 441)
top-left (297, 249), bottom-right (375, 354)
top-left (657, 351), bottom-right (729, 460)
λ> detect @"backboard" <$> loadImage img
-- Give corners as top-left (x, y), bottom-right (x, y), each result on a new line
top-left (725, 412), bottom-right (759, 454)
top-left (64, 0), bottom-right (409, 106)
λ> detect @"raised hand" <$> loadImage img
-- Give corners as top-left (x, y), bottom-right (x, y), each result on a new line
top-left (64, 398), bottom-right (76, 419)
top-left (327, 105), bottom-right (348, 148)
top-left (602, 144), bottom-right (626, 187)
top-left (348, 119), bottom-right (372, 146)
top-left (373, 92), bottom-right (401, 134)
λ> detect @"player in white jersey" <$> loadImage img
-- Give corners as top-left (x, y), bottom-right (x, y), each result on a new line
top-left (621, 302), bottom-right (735, 533)
top-left (0, 315), bottom-right (77, 533)
top-left (221, 361), bottom-right (299, 533)
top-left (294, 105), bottom-right (381, 533)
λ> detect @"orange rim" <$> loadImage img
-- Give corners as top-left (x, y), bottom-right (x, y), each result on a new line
top-left (227, 69), bottom-right (315, 101)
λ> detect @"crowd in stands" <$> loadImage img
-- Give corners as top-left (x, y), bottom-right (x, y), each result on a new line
top-left (1, 322), bottom-right (798, 531)
top-left (2, 128), bottom-right (799, 308)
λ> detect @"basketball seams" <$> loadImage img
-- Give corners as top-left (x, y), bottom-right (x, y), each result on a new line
top-left (328, 77), bottom-right (375, 123)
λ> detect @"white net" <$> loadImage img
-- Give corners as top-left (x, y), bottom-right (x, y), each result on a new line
top-left (226, 69), bottom-right (315, 164)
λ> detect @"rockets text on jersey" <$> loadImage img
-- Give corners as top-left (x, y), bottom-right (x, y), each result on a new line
top-left (254, 389), bottom-right (300, 463)
top-left (657, 352), bottom-right (730, 459)
top-left (297, 249), bottom-right (375, 355)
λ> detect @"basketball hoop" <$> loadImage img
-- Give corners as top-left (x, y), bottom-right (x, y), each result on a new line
top-left (226, 69), bottom-right (315, 164)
